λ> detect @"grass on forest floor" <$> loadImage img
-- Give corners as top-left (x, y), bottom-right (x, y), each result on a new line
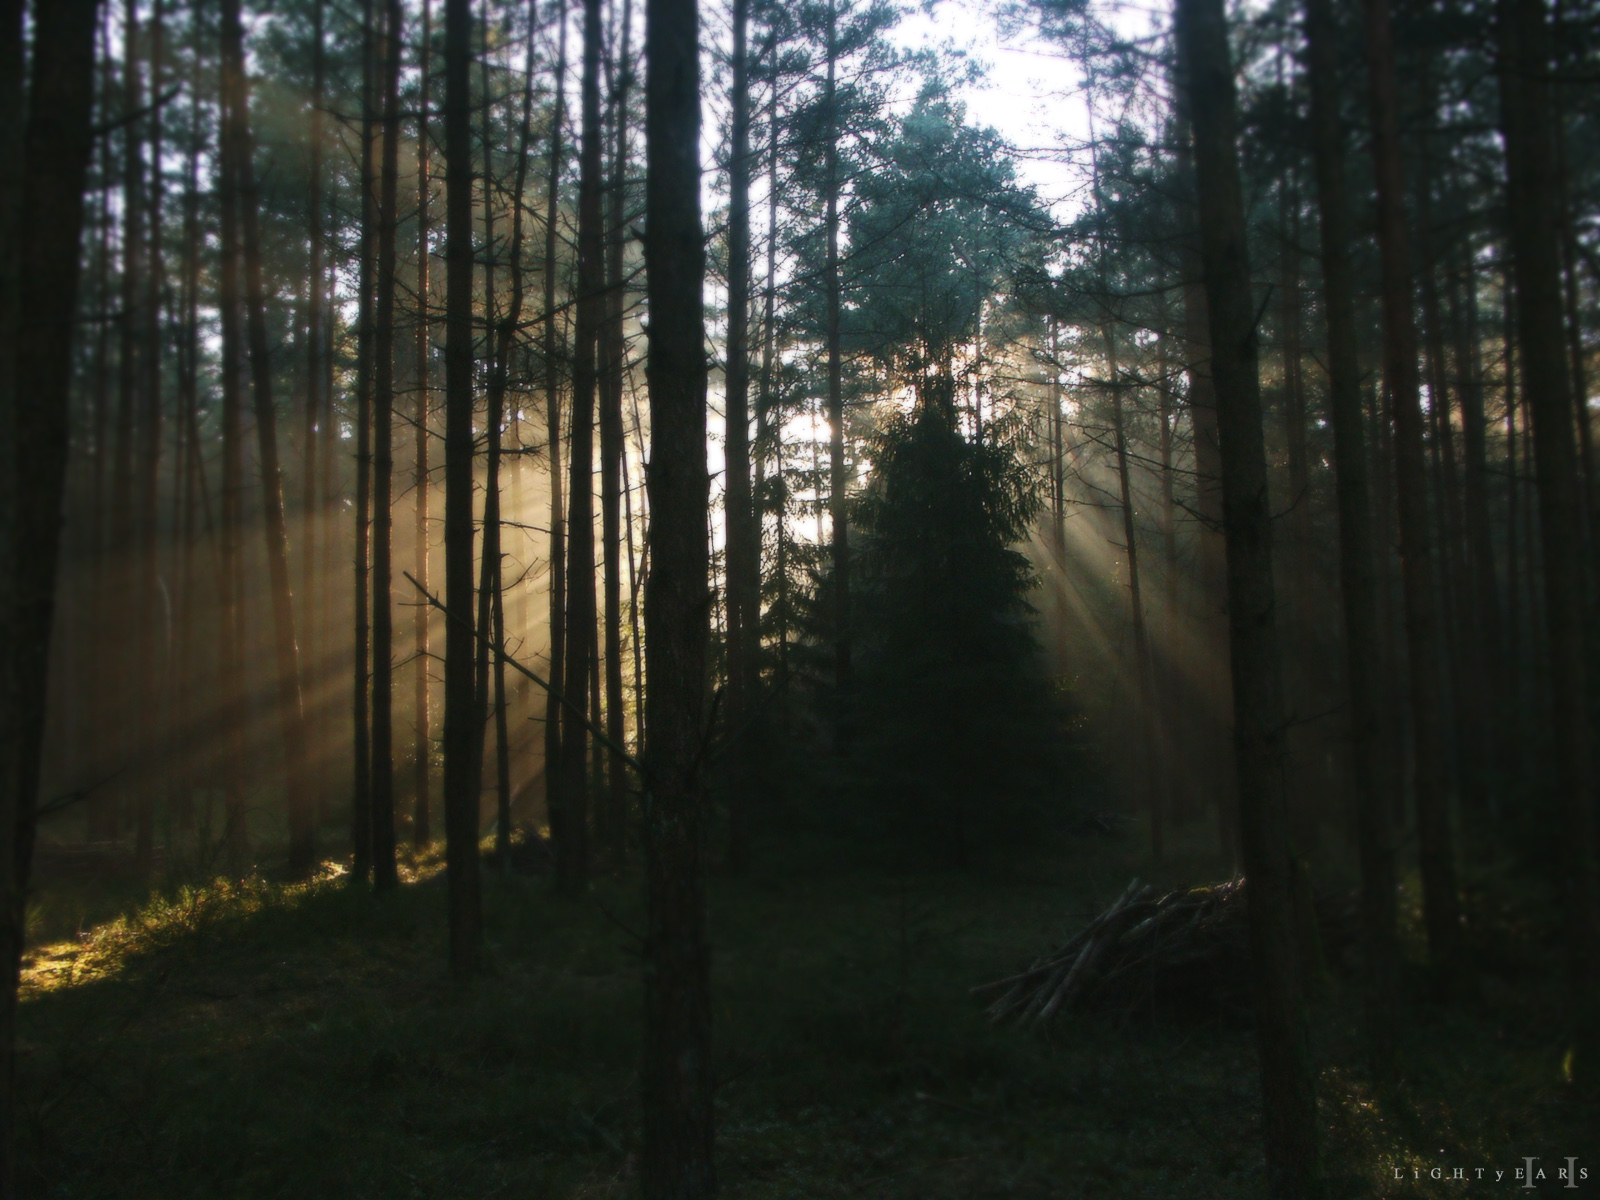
top-left (14, 831), bottom-right (1592, 1199)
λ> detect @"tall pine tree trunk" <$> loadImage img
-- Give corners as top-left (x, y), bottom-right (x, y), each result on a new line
top-left (641, 0), bottom-right (716, 1187)
top-left (370, 0), bottom-right (404, 890)
top-left (1175, 0), bottom-right (1322, 1192)
top-left (600, 0), bottom-right (634, 864)
top-left (724, 0), bottom-right (758, 871)
top-left (442, 0), bottom-right (482, 976)
top-left (222, 0), bottom-right (317, 877)
top-left (543, 1), bottom-right (570, 866)
top-left (351, 0), bottom-right (377, 883)
top-left (558, 0), bottom-right (604, 892)
top-left (1362, 0), bottom-right (1462, 977)
top-left (1497, 0), bottom-right (1600, 1080)
top-left (414, 0), bottom-right (434, 848)
top-left (4, 3), bottom-right (100, 1189)
top-left (1306, 0), bottom-right (1397, 1078)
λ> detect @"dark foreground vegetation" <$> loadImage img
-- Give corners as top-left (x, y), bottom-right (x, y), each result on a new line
top-left (15, 834), bottom-right (1590, 1199)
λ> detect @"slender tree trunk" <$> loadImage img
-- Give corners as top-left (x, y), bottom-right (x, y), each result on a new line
top-left (370, 0), bottom-right (404, 891)
top-left (724, 0), bottom-right (758, 871)
top-left (216, 1), bottom-right (249, 870)
top-left (543, 0), bottom-right (570, 865)
top-left (558, 0), bottom-right (604, 893)
top-left (222, 0), bottom-right (318, 877)
top-left (414, 0), bottom-right (434, 849)
top-left (486, 0), bottom-right (538, 874)
top-left (1362, 0), bottom-right (1462, 977)
top-left (352, 0), bottom-right (377, 883)
top-left (1498, 0), bottom-right (1600, 1077)
top-left (1174, 96), bottom-right (1234, 861)
top-left (442, 0), bottom-right (482, 976)
top-left (600, 0), bottom-right (634, 862)
top-left (112, 0), bottom-right (142, 851)
top-left (305, 0), bottom-right (327, 835)
top-left (1175, 0), bottom-right (1322, 1193)
top-left (134, 0), bottom-right (165, 874)
top-left (1306, 0), bottom-right (1398, 1079)
top-left (823, 2), bottom-right (850, 711)
top-left (4, 4), bottom-right (100, 1191)
top-left (641, 0), bottom-right (716, 1187)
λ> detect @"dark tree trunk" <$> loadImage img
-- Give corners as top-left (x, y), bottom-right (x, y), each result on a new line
top-left (641, 0), bottom-right (716, 1189)
top-left (442, 0), bottom-right (482, 976)
top-left (222, 0), bottom-right (318, 877)
top-left (1497, 0), bottom-right (1600, 1077)
top-left (370, 0), bottom-right (404, 891)
top-left (1174, 0), bottom-right (1323, 1193)
top-left (724, 0), bottom-right (758, 871)
top-left (558, 0), bottom-right (605, 893)
top-left (1361, 0), bottom-right (1462, 977)
top-left (543, 1), bottom-right (569, 870)
top-left (1174, 95), bottom-right (1234, 861)
top-left (216, 0), bottom-right (248, 869)
top-left (823, 2), bottom-right (850, 710)
top-left (414, 0), bottom-right (434, 849)
top-left (352, 0), bottom-right (377, 884)
top-left (600, 0), bottom-right (634, 863)
top-left (134, 0), bottom-right (165, 874)
top-left (1305, 0), bottom-right (1398, 1079)
top-left (4, 4), bottom-right (100, 1191)
top-left (306, 0), bottom-right (327, 835)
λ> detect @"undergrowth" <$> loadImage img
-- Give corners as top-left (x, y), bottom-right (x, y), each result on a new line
top-left (13, 831), bottom-right (1591, 1198)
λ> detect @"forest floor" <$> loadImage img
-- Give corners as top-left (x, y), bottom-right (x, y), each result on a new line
top-left (14, 827), bottom-right (1591, 1199)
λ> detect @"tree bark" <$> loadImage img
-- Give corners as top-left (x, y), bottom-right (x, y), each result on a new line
top-left (1305, 0), bottom-right (1398, 1079)
top-left (600, 0), bottom-right (634, 862)
top-left (222, 0), bottom-right (318, 878)
top-left (443, 0), bottom-right (482, 976)
top-left (641, 0), bottom-right (716, 1188)
top-left (414, 0), bottom-right (434, 849)
top-left (370, 0), bottom-right (404, 891)
top-left (724, 0), bottom-right (759, 871)
top-left (543, 2), bottom-right (570, 861)
top-left (4, 3), bottom-right (100, 1190)
top-left (824, 2), bottom-right (851, 711)
top-left (558, 0), bottom-right (605, 892)
top-left (1361, 0), bottom-right (1462, 976)
top-left (1497, 0), bottom-right (1600, 1075)
top-left (1174, 0), bottom-right (1322, 1193)
top-left (352, 0), bottom-right (378, 884)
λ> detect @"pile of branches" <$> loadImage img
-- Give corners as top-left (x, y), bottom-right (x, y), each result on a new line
top-left (975, 878), bottom-right (1354, 1025)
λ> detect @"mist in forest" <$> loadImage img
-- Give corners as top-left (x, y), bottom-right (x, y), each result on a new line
top-left (3, 0), bottom-right (1598, 1195)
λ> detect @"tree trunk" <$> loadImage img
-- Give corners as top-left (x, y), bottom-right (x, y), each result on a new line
top-left (306, 0), bottom-right (327, 838)
top-left (222, 0), bottom-right (318, 878)
top-left (370, 0), bottom-right (404, 891)
top-left (544, 0), bottom-right (570, 871)
top-left (724, 0), bottom-right (758, 871)
top-left (641, 0), bottom-right (716, 1188)
top-left (216, 0), bottom-right (248, 870)
top-left (1305, 0), bottom-right (1398, 1079)
top-left (1361, 0), bottom-right (1462, 977)
top-left (1174, 94), bottom-right (1234, 861)
top-left (600, 0), bottom-right (634, 863)
top-left (4, 3), bottom-right (100, 1190)
top-left (442, 0), bottom-right (482, 976)
top-left (134, 0), bottom-right (165, 874)
top-left (559, 0), bottom-right (604, 893)
top-left (414, 0), bottom-right (434, 849)
top-left (824, 2), bottom-right (850, 712)
top-left (1497, 0), bottom-right (1600, 1078)
top-left (351, 0), bottom-right (377, 884)
top-left (1174, 0), bottom-right (1322, 1193)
